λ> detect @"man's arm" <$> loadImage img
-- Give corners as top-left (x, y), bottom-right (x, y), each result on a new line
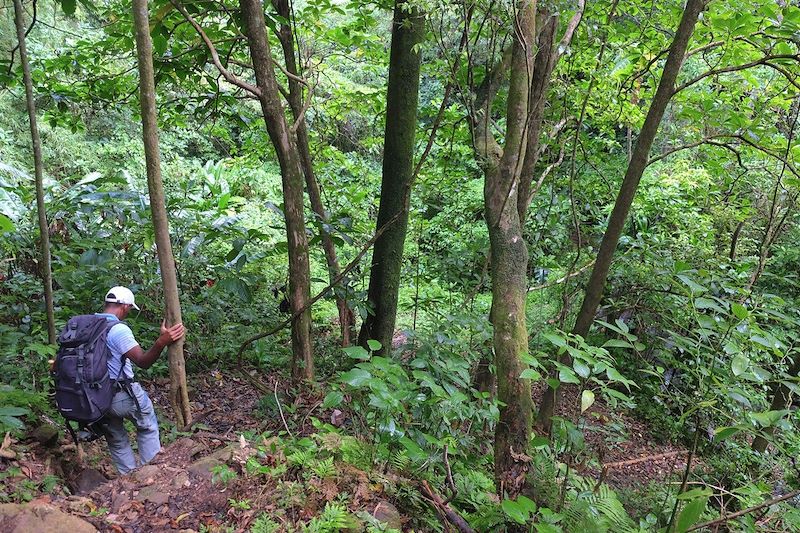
top-left (124, 321), bottom-right (185, 369)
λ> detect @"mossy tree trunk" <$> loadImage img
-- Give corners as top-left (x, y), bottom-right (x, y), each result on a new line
top-left (479, 0), bottom-right (536, 499)
top-left (357, 0), bottom-right (424, 354)
top-left (468, 0), bottom-right (585, 498)
top-left (536, 0), bottom-right (706, 433)
top-left (272, 0), bottom-right (356, 346)
top-left (240, 0), bottom-right (314, 380)
top-left (131, 0), bottom-right (192, 428)
top-left (13, 0), bottom-right (56, 344)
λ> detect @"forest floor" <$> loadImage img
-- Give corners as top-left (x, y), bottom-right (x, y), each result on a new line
top-left (0, 371), bottom-right (700, 532)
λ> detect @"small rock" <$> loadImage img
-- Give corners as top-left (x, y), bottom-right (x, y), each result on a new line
top-left (31, 425), bottom-right (60, 446)
top-left (172, 472), bottom-right (190, 489)
top-left (73, 468), bottom-right (107, 495)
top-left (130, 464), bottom-right (160, 484)
top-left (371, 500), bottom-right (402, 530)
top-left (65, 496), bottom-right (95, 514)
top-left (135, 485), bottom-right (170, 506)
top-left (330, 409), bottom-right (344, 427)
top-left (208, 444), bottom-right (235, 462)
top-left (0, 502), bottom-right (97, 532)
top-left (187, 457), bottom-right (223, 479)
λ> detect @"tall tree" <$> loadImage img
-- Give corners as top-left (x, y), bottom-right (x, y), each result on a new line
top-left (271, 0), bottom-right (356, 346)
top-left (358, 0), bottom-right (425, 353)
top-left (480, 0), bottom-right (537, 500)
top-left (132, 0), bottom-right (192, 428)
top-left (462, 0), bottom-right (584, 498)
top-left (239, 0), bottom-right (314, 379)
top-left (536, 0), bottom-right (707, 432)
top-left (12, 0), bottom-right (56, 344)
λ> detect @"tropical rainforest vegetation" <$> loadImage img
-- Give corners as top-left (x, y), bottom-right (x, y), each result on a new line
top-left (2, 0), bottom-right (800, 531)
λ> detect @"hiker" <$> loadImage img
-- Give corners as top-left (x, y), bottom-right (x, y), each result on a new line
top-left (97, 286), bottom-right (185, 474)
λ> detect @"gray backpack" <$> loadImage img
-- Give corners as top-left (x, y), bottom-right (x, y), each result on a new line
top-left (53, 315), bottom-right (126, 440)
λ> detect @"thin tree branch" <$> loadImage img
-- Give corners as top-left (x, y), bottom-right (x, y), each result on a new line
top-left (675, 53), bottom-right (800, 94)
top-left (236, 209), bottom-right (406, 362)
top-left (686, 489), bottom-right (800, 532)
top-left (170, 0), bottom-right (262, 97)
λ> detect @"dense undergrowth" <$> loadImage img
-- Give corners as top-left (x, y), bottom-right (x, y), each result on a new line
top-left (3, 1), bottom-right (800, 531)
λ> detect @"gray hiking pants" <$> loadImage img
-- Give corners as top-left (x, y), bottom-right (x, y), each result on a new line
top-left (102, 382), bottom-right (161, 474)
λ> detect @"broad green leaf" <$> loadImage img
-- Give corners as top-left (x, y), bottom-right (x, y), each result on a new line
top-left (399, 436), bottom-right (425, 461)
top-left (542, 332), bottom-right (566, 347)
top-left (558, 367), bottom-right (580, 385)
top-left (713, 427), bottom-right (740, 442)
top-left (0, 415), bottom-right (24, 429)
top-left (0, 407), bottom-right (29, 417)
top-left (366, 339), bottom-right (382, 351)
top-left (321, 391), bottom-right (343, 409)
top-left (581, 389), bottom-right (595, 413)
top-left (517, 495), bottom-right (537, 514)
top-left (343, 346), bottom-right (370, 360)
top-left (676, 496), bottom-right (708, 532)
top-left (731, 302), bottom-right (748, 320)
top-left (677, 488), bottom-right (713, 500)
top-left (751, 410), bottom-right (788, 427)
top-left (573, 360), bottom-right (590, 379)
top-left (603, 339), bottom-right (633, 349)
top-left (61, 0), bottom-right (76, 16)
top-left (520, 368), bottom-right (542, 380)
top-left (501, 499), bottom-right (530, 524)
top-left (0, 213), bottom-right (13, 233)
top-left (731, 354), bottom-right (748, 376)
top-left (677, 275), bottom-right (707, 294)
top-left (339, 368), bottom-right (371, 387)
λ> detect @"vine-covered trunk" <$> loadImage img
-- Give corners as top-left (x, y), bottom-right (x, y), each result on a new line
top-left (13, 0), bottom-right (56, 344)
top-left (131, 0), bottom-right (192, 428)
top-left (358, 0), bottom-right (424, 353)
top-left (240, 0), bottom-right (314, 379)
top-left (272, 0), bottom-right (355, 346)
top-left (536, 0), bottom-right (706, 433)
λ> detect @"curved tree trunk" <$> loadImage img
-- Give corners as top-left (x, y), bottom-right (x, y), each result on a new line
top-left (240, 0), bottom-right (314, 380)
top-left (358, 0), bottom-right (424, 354)
top-left (132, 0), bottom-right (192, 428)
top-left (536, 0), bottom-right (705, 433)
top-left (13, 0), bottom-right (56, 344)
top-left (272, 0), bottom-right (355, 346)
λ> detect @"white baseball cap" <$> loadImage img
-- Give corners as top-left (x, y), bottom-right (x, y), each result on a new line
top-left (104, 286), bottom-right (140, 310)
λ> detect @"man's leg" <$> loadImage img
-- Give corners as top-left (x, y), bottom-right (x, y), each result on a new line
top-left (102, 415), bottom-right (137, 474)
top-left (129, 383), bottom-right (161, 464)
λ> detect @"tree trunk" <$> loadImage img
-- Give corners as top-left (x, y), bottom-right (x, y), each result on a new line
top-left (357, 0), bottom-right (424, 353)
top-left (272, 0), bottom-right (355, 346)
top-left (536, 0), bottom-right (705, 433)
top-left (240, 0), bottom-right (314, 380)
top-left (13, 0), bottom-right (56, 345)
top-left (752, 354), bottom-right (800, 453)
top-left (517, 11), bottom-right (558, 220)
top-left (131, 0), bottom-right (192, 428)
top-left (480, 0), bottom-right (536, 500)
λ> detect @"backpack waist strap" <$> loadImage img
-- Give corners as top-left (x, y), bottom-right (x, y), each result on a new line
top-left (111, 380), bottom-right (142, 414)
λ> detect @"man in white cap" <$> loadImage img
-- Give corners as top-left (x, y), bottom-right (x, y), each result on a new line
top-left (96, 285), bottom-right (185, 474)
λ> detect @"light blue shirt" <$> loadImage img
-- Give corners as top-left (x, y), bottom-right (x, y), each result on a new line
top-left (95, 313), bottom-right (138, 380)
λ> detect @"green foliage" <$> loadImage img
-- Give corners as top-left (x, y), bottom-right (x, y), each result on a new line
top-left (210, 464), bottom-right (237, 487)
top-left (303, 501), bottom-right (358, 532)
top-left (249, 514), bottom-right (281, 533)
